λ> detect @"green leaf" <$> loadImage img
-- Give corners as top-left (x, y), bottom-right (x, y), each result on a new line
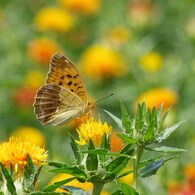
top-left (104, 110), bottom-right (124, 131)
top-left (121, 183), bottom-right (139, 195)
top-left (151, 146), bottom-right (187, 153)
top-left (144, 108), bottom-right (157, 142)
top-left (86, 139), bottom-right (98, 171)
top-left (159, 108), bottom-right (170, 129)
top-left (48, 161), bottom-right (66, 168)
top-left (61, 186), bottom-right (89, 195)
top-left (117, 134), bottom-right (137, 144)
top-left (69, 134), bottom-right (81, 164)
top-left (100, 133), bottom-right (110, 151)
top-left (156, 104), bottom-right (163, 119)
top-left (120, 102), bottom-right (132, 134)
top-left (156, 120), bottom-right (185, 142)
top-left (138, 159), bottom-right (164, 178)
top-left (117, 169), bottom-right (133, 179)
top-left (82, 149), bottom-right (109, 156)
top-left (120, 144), bottom-right (132, 154)
top-left (111, 190), bottom-right (122, 195)
top-left (135, 103), bottom-right (145, 131)
top-left (49, 165), bottom-right (86, 180)
top-left (23, 154), bottom-right (36, 190)
top-left (42, 177), bottom-right (76, 192)
top-left (0, 163), bottom-right (16, 195)
top-left (30, 192), bottom-right (67, 195)
top-left (33, 166), bottom-right (43, 187)
top-left (111, 184), bottom-right (139, 195)
top-left (105, 156), bottom-right (129, 180)
top-left (120, 144), bottom-right (135, 156)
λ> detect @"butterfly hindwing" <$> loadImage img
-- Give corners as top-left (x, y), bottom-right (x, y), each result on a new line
top-left (34, 84), bottom-right (85, 125)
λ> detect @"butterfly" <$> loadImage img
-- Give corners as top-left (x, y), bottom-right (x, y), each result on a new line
top-left (33, 53), bottom-right (94, 126)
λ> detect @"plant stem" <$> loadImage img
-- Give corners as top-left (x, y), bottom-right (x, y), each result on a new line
top-left (133, 144), bottom-right (143, 190)
top-left (92, 182), bottom-right (104, 195)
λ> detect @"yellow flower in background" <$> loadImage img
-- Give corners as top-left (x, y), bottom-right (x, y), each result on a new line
top-left (34, 7), bottom-right (74, 32)
top-left (100, 192), bottom-right (110, 195)
top-left (139, 52), bottom-right (163, 72)
top-left (28, 38), bottom-right (62, 64)
top-left (11, 126), bottom-right (45, 147)
top-left (25, 71), bottom-right (45, 88)
top-left (76, 117), bottom-right (112, 146)
top-left (186, 17), bottom-right (195, 39)
top-left (0, 137), bottom-right (47, 172)
top-left (105, 26), bottom-right (130, 46)
top-left (118, 166), bottom-right (133, 185)
top-left (80, 45), bottom-right (125, 79)
top-left (59, 0), bottom-right (100, 15)
top-left (49, 173), bottom-right (93, 192)
top-left (135, 88), bottom-right (178, 111)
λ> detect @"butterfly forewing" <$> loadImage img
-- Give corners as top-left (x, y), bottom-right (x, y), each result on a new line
top-left (46, 53), bottom-right (88, 104)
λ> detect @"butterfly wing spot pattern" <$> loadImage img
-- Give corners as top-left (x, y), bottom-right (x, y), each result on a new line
top-left (33, 53), bottom-right (93, 126)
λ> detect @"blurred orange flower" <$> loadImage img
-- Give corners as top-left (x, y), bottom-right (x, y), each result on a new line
top-left (0, 137), bottom-right (47, 172)
top-left (168, 164), bottom-right (195, 195)
top-left (184, 164), bottom-right (195, 184)
top-left (49, 173), bottom-right (93, 192)
top-left (80, 45), bottom-right (125, 79)
top-left (127, 0), bottom-right (155, 28)
top-left (34, 7), bottom-right (74, 32)
top-left (139, 52), bottom-right (163, 72)
top-left (11, 126), bottom-right (45, 147)
top-left (28, 38), bottom-right (61, 65)
top-left (110, 133), bottom-right (124, 152)
top-left (13, 86), bottom-right (37, 107)
top-left (59, 0), bottom-right (100, 15)
top-left (135, 88), bottom-right (178, 111)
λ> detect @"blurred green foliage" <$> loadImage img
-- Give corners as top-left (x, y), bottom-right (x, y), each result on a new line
top-left (1, 0), bottom-right (195, 194)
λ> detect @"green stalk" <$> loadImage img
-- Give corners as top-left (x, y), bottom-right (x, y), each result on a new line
top-left (92, 182), bottom-right (104, 195)
top-left (133, 144), bottom-right (143, 190)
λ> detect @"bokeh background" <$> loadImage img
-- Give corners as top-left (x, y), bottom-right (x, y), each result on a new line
top-left (1, 0), bottom-right (195, 194)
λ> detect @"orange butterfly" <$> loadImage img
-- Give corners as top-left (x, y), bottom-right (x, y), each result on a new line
top-left (33, 53), bottom-right (94, 126)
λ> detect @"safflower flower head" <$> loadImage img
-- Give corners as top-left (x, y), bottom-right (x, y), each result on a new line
top-left (0, 137), bottom-right (47, 173)
top-left (34, 7), bottom-right (74, 32)
top-left (80, 45), bottom-right (125, 79)
top-left (135, 88), bottom-right (178, 111)
top-left (139, 51), bottom-right (163, 72)
top-left (76, 117), bottom-right (112, 146)
top-left (59, 0), bottom-right (100, 15)
top-left (28, 38), bottom-right (62, 64)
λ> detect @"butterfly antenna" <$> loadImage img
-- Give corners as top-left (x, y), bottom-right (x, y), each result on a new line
top-left (95, 93), bottom-right (114, 104)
